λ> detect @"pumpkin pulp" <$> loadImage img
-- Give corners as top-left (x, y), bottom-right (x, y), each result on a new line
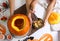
top-left (14, 19), bottom-right (24, 29)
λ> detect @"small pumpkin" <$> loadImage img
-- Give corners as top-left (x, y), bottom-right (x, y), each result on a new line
top-left (0, 24), bottom-right (6, 35)
top-left (8, 14), bottom-right (31, 36)
top-left (48, 12), bottom-right (60, 24)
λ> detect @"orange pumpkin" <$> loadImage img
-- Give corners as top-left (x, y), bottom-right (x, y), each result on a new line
top-left (8, 14), bottom-right (31, 36)
top-left (48, 12), bottom-right (60, 24)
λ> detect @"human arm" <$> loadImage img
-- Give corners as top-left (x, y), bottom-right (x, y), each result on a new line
top-left (44, 0), bottom-right (56, 24)
top-left (26, 0), bottom-right (37, 24)
top-left (8, 0), bottom-right (15, 16)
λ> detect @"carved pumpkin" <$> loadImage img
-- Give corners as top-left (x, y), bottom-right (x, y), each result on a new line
top-left (48, 12), bottom-right (60, 24)
top-left (8, 14), bottom-right (31, 36)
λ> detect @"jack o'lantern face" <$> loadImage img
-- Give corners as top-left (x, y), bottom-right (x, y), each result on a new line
top-left (8, 14), bottom-right (31, 36)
